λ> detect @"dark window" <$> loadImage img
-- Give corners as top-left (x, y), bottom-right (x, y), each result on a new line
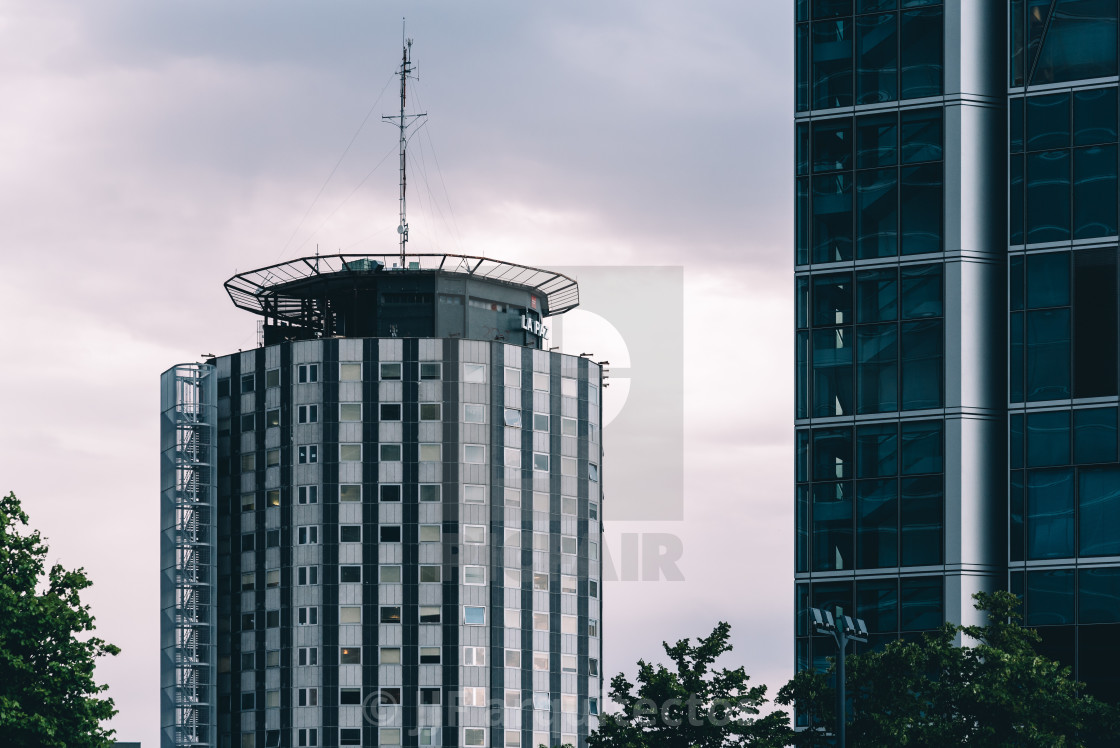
top-left (1031, 0), bottom-right (1119, 85)
top-left (900, 475), bottom-right (942, 566)
top-left (812, 173), bottom-right (854, 263)
top-left (420, 648), bottom-right (441, 664)
top-left (266, 610), bottom-right (279, 628)
top-left (856, 269), bottom-right (897, 322)
top-left (340, 689), bottom-right (362, 706)
top-left (420, 688), bottom-right (441, 705)
top-left (900, 420), bottom-right (942, 475)
top-left (340, 729), bottom-right (361, 746)
top-left (813, 327), bottom-right (855, 416)
top-left (1027, 468), bottom-right (1075, 559)
top-left (1080, 624), bottom-right (1120, 704)
top-left (813, 427), bottom-right (854, 481)
top-left (856, 12), bottom-right (897, 104)
top-left (1079, 466), bottom-right (1120, 556)
top-left (813, 273), bottom-right (854, 326)
top-left (380, 607), bottom-right (401, 624)
top-left (1011, 470), bottom-right (1025, 562)
top-left (1073, 408), bottom-right (1117, 464)
top-left (1027, 94), bottom-right (1070, 151)
top-left (241, 613), bottom-right (255, 631)
top-left (1011, 413), bottom-right (1025, 469)
top-left (378, 526), bottom-right (400, 543)
top-left (856, 169), bottom-right (898, 259)
top-left (898, 7), bottom-right (942, 99)
top-left (899, 577), bottom-right (942, 631)
top-left (340, 566), bottom-right (362, 583)
top-left (1026, 569), bottom-right (1075, 625)
top-left (217, 378), bottom-right (230, 397)
top-left (856, 479), bottom-right (897, 568)
top-left (241, 374), bottom-right (254, 393)
top-left (1073, 249), bottom-right (1118, 398)
top-left (341, 526), bottom-right (363, 542)
top-left (1079, 567), bottom-right (1120, 624)
top-left (812, 18), bottom-right (854, 109)
top-left (380, 485), bottom-right (402, 502)
top-left (1027, 252), bottom-right (1069, 309)
top-left (380, 403), bottom-right (402, 421)
top-left (241, 414), bottom-right (255, 432)
top-left (899, 319), bottom-right (943, 409)
top-left (856, 323), bottom-right (897, 413)
top-left (899, 163), bottom-right (942, 254)
top-left (339, 647), bottom-right (361, 664)
top-left (1011, 97), bottom-right (1024, 153)
top-left (899, 109), bottom-right (942, 164)
top-left (812, 482), bottom-right (853, 571)
top-left (856, 423), bottom-right (897, 478)
top-left (1026, 308), bottom-right (1071, 401)
top-left (266, 530), bottom-right (280, 548)
top-left (1026, 150), bottom-right (1071, 243)
top-left (813, 119), bottom-right (853, 173)
top-left (1026, 410), bottom-right (1071, 467)
top-left (857, 112), bottom-right (897, 168)
top-left (379, 688), bottom-right (401, 705)
top-left (1074, 87), bottom-right (1118, 146)
top-left (1074, 144), bottom-right (1118, 238)
top-left (900, 264), bottom-right (942, 319)
top-left (241, 534), bottom-right (255, 552)
top-left (241, 692), bottom-right (255, 710)
top-left (856, 578), bottom-right (898, 634)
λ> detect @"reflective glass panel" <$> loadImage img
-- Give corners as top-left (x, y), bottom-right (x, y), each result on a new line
top-left (1079, 466), bottom-right (1120, 556)
top-left (1026, 468), bottom-right (1075, 559)
top-left (856, 423), bottom-right (898, 478)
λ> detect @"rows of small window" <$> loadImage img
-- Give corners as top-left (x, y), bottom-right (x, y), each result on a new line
top-left (795, 0), bottom-right (943, 112)
top-left (797, 264), bottom-right (943, 418)
top-left (1009, 249), bottom-right (1119, 402)
top-left (234, 722), bottom-right (596, 748)
top-left (1007, 567), bottom-right (1120, 704)
top-left (797, 117), bottom-right (942, 267)
top-left (1010, 90), bottom-right (1120, 245)
top-left (220, 361), bottom-right (442, 397)
top-left (1010, 0), bottom-right (1119, 88)
top-left (797, 419), bottom-right (943, 572)
top-left (795, 576), bottom-right (943, 667)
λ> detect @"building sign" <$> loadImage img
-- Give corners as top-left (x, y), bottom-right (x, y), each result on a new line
top-left (520, 314), bottom-right (548, 338)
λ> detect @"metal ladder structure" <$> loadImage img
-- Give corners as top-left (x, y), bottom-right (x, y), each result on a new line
top-left (161, 363), bottom-right (217, 748)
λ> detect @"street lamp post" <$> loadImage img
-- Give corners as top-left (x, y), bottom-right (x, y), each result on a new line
top-left (810, 607), bottom-right (869, 748)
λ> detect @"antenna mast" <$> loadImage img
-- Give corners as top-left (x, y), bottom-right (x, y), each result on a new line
top-left (383, 21), bottom-right (426, 268)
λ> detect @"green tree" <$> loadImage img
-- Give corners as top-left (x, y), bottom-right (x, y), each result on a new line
top-left (777, 591), bottom-right (1120, 747)
top-left (587, 621), bottom-right (791, 748)
top-left (0, 491), bottom-right (120, 747)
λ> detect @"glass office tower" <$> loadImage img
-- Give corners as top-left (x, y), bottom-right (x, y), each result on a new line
top-left (796, 0), bottom-right (1120, 706)
top-left (1008, 0), bottom-right (1120, 704)
top-left (162, 254), bottom-right (604, 748)
top-left (794, 0), bottom-right (1005, 681)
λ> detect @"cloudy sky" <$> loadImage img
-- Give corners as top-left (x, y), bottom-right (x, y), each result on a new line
top-left (0, 2), bottom-right (791, 742)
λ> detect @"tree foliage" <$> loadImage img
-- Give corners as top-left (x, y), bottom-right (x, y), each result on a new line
top-left (776, 591), bottom-right (1120, 747)
top-left (0, 491), bottom-right (119, 747)
top-left (587, 621), bottom-right (790, 748)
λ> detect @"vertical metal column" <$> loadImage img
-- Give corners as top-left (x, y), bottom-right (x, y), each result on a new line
top-left (161, 363), bottom-right (217, 748)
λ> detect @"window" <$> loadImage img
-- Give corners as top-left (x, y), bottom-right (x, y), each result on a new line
top-left (341, 444), bottom-right (363, 462)
top-left (297, 607), bottom-right (318, 625)
top-left (420, 606), bottom-right (442, 624)
top-left (240, 612), bottom-right (255, 631)
top-left (505, 568), bottom-right (521, 589)
top-left (420, 403), bottom-right (441, 421)
top-left (590, 502), bottom-right (598, 520)
top-left (420, 484), bottom-right (441, 502)
top-left (463, 403), bottom-right (486, 423)
top-left (297, 445), bottom-right (317, 464)
top-left (419, 444), bottom-right (441, 461)
top-left (561, 378), bottom-right (577, 397)
top-left (464, 606), bottom-right (485, 625)
top-left (339, 646), bottom-right (361, 664)
top-left (376, 525), bottom-right (397, 543)
top-left (380, 362), bottom-right (402, 380)
top-left (463, 646), bottom-right (486, 666)
top-left (533, 453), bottom-right (549, 472)
top-left (533, 612), bottom-right (549, 631)
top-left (504, 408), bottom-right (522, 427)
top-left (505, 649), bottom-right (522, 668)
top-left (338, 403), bottom-right (360, 422)
top-left (265, 448), bottom-right (280, 466)
top-left (589, 697), bottom-right (599, 715)
top-left (462, 688), bottom-right (487, 707)
top-left (533, 413), bottom-right (549, 431)
top-left (463, 484), bottom-right (486, 504)
top-left (380, 687), bottom-right (402, 705)
top-left (342, 525), bottom-right (363, 542)
top-left (296, 728), bottom-right (317, 747)
top-left (380, 443), bottom-right (402, 461)
top-left (266, 569), bottom-right (280, 588)
top-left (241, 453), bottom-right (256, 472)
top-left (339, 729), bottom-right (361, 746)
top-left (241, 572), bottom-right (255, 591)
top-left (420, 362), bottom-right (442, 380)
top-left (561, 457), bottom-right (577, 476)
top-left (464, 565), bottom-right (486, 585)
top-left (420, 646), bottom-right (440, 664)
top-left (505, 447), bottom-right (522, 469)
top-left (241, 374), bottom-right (255, 393)
top-left (297, 486), bottom-right (318, 504)
top-left (241, 691), bottom-right (255, 710)
top-left (298, 647), bottom-right (318, 666)
top-left (297, 364), bottom-right (319, 383)
top-left (504, 367), bottom-right (521, 387)
top-left (340, 363), bottom-right (362, 381)
top-left (340, 687), bottom-right (361, 705)
top-left (463, 525), bottom-right (486, 544)
top-left (340, 565), bottom-right (361, 583)
top-left (379, 729), bottom-right (401, 746)
top-left (532, 692), bottom-right (549, 711)
top-left (562, 654), bottom-right (577, 673)
top-left (241, 533), bottom-right (256, 552)
top-left (533, 371), bottom-right (549, 391)
top-left (266, 529), bottom-right (279, 547)
top-left (589, 580), bottom-right (598, 598)
top-left (297, 687), bottom-right (318, 706)
top-left (265, 689), bottom-right (279, 708)
top-left (505, 730), bottom-right (521, 748)
top-left (241, 493), bottom-right (255, 511)
top-left (420, 565), bottom-right (441, 583)
top-left (463, 363), bottom-right (486, 383)
top-left (380, 403), bottom-right (402, 421)
top-left (561, 615), bottom-right (577, 634)
top-left (380, 647), bottom-right (401, 664)
top-left (561, 575), bottom-right (577, 594)
top-left (264, 409), bottom-right (280, 428)
top-left (562, 497), bottom-right (576, 516)
top-left (505, 528), bottom-right (521, 547)
top-left (589, 618), bottom-right (599, 637)
top-left (589, 463), bottom-right (599, 481)
top-left (504, 609), bottom-right (520, 628)
top-left (379, 484), bottom-right (401, 502)
top-left (463, 727), bottom-right (486, 746)
top-left (561, 417), bottom-right (577, 436)
top-left (533, 573), bottom-right (549, 591)
top-left (339, 484), bottom-right (361, 502)
top-left (533, 653), bottom-right (549, 671)
top-left (463, 444), bottom-right (486, 463)
top-left (381, 606), bottom-right (402, 624)
top-left (297, 566), bottom-right (318, 586)
top-left (297, 526), bottom-right (318, 545)
top-left (266, 490), bottom-right (280, 507)
top-left (561, 536), bottom-right (577, 554)
top-left (420, 687), bottom-right (441, 705)
top-left (504, 487), bottom-right (521, 507)
top-left (380, 565), bottom-right (402, 583)
top-left (340, 606), bottom-right (361, 624)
